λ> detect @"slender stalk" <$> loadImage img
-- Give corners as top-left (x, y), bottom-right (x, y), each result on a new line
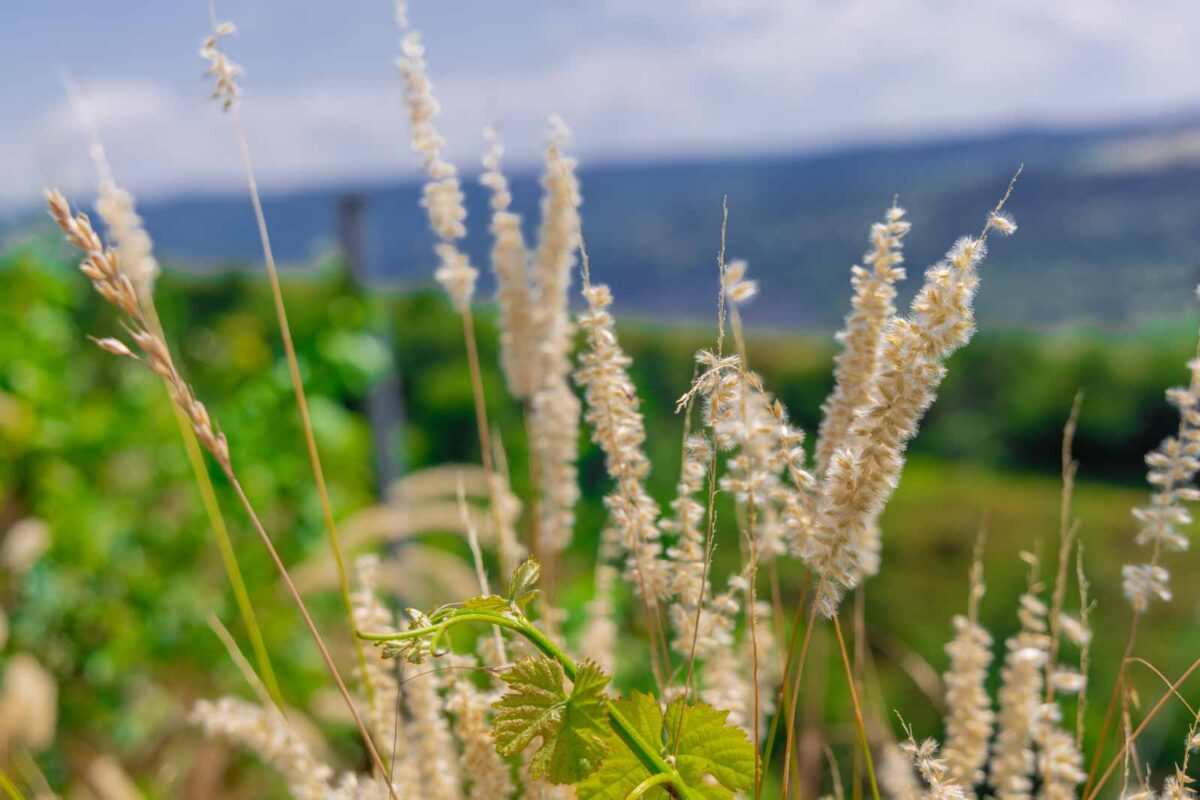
top-left (48, 188), bottom-right (392, 789)
top-left (176, 408), bottom-right (282, 705)
top-left (208, 612), bottom-right (279, 713)
top-left (1045, 391), bottom-right (1082, 700)
top-left (852, 586), bottom-right (866, 800)
top-left (1083, 614), bottom-right (1141, 794)
top-left (459, 304), bottom-right (520, 608)
top-left (143, 296), bottom-right (281, 707)
top-left (782, 587), bottom-right (824, 798)
top-left (728, 304), bottom-right (763, 793)
top-left (227, 111), bottom-right (376, 709)
top-left (1085, 654), bottom-right (1200, 800)
top-left (225, 472), bottom-right (396, 799)
top-left (627, 773), bottom-right (677, 799)
top-left (69, 82), bottom-right (280, 707)
top-left (677, 197), bottom-right (731, 732)
top-left (0, 768), bottom-right (23, 800)
top-left (759, 569), bottom-right (810, 794)
top-left (833, 616), bottom-right (879, 800)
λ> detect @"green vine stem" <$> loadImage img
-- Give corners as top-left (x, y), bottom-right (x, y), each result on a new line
top-left (626, 773), bottom-right (677, 799)
top-left (359, 609), bottom-right (699, 800)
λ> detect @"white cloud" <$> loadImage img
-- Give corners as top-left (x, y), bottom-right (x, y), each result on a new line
top-left (4, 0), bottom-right (1200, 210)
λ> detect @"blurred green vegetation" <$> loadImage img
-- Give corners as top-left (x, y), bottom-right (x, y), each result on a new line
top-left (2, 237), bottom-right (1199, 795)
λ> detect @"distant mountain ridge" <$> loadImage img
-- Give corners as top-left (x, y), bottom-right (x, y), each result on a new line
top-left (13, 115), bottom-right (1200, 330)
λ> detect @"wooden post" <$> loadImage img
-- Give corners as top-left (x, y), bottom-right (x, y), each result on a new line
top-left (338, 193), bottom-right (405, 496)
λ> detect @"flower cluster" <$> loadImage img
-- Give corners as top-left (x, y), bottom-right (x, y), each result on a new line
top-left (200, 21), bottom-right (241, 110)
top-left (941, 614), bottom-right (995, 790)
top-left (815, 205), bottom-right (910, 478)
top-left (903, 732), bottom-right (969, 800)
top-left (394, 6), bottom-right (475, 310)
top-left (481, 129), bottom-right (539, 400)
top-left (526, 118), bottom-right (585, 554)
top-left (807, 230), bottom-right (997, 617)
top-left (47, 191), bottom-right (230, 470)
top-left (1125, 317), bottom-right (1200, 611)
top-left (990, 567), bottom-right (1050, 800)
top-left (576, 281), bottom-right (670, 603)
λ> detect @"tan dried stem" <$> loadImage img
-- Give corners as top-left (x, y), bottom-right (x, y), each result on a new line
top-left (198, 16), bottom-right (378, 712)
top-left (65, 93), bottom-right (281, 706)
top-left (47, 190), bottom-right (396, 799)
top-left (1046, 390), bottom-right (1083, 701)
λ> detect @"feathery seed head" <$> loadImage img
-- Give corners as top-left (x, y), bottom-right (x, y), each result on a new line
top-left (722, 259), bottom-right (758, 305)
top-left (200, 21), bottom-right (242, 111)
top-left (987, 211), bottom-right (1018, 236)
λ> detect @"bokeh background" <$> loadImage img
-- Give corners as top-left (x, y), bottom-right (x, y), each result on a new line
top-left (3, 1), bottom-right (1200, 796)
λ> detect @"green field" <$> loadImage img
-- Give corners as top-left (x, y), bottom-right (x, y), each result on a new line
top-left (2, 239), bottom-right (1199, 795)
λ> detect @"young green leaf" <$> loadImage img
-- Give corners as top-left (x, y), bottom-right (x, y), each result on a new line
top-left (507, 556), bottom-right (541, 609)
top-left (575, 693), bottom-right (756, 800)
top-left (665, 699), bottom-right (757, 798)
top-left (574, 692), bottom-right (664, 799)
top-left (461, 594), bottom-right (512, 614)
top-left (492, 656), bottom-right (611, 784)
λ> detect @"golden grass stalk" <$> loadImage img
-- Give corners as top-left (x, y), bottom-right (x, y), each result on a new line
top-left (1087, 286), bottom-right (1200, 795)
top-left (199, 17), bottom-right (377, 712)
top-left (65, 75), bottom-right (282, 705)
top-left (814, 203), bottom-right (910, 479)
top-left (575, 240), bottom-right (672, 689)
top-left (46, 191), bottom-right (396, 797)
top-left (833, 615), bottom-right (880, 800)
top-left (393, 2), bottom-right (519, 620)
top-left (527, 117), bottom-right (584, 560)
top-left (0, 767), bottom-right (23, 800)
top-left (1086, 655), bottom-right (1200, 800)
top-left (940, 531), bottom-right (994, 794)
top-left (481, 128), bottom-right (538, 402)
top-left (805, 175), bottom-right (1019, 620)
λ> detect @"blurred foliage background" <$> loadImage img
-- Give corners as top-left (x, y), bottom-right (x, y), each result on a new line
top-left (2, 235), bottom-right (1199, 796)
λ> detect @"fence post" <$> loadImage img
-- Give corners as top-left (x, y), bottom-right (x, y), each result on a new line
top-left (338, 192), bottom-right (405, 496)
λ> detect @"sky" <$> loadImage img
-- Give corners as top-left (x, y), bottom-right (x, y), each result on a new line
top-left (2, 0), bottom-right (1199, 210)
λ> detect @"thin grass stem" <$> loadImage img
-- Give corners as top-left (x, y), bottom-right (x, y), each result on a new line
top-left (833, 615), bottom-right (879, 800)
top-left (227, 110), bottom-right (376, 711)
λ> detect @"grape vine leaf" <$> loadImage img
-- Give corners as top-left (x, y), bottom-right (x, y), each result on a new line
top-left (575, 692), bottom-right (756, 799)
top-left (492, 656), bottom-right (611, 784)
top-left (507, 556), bottom-right (541, 609)
top-left (461, 594), bottom-right (512, 613)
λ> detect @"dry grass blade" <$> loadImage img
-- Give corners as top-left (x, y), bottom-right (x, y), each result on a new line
top-left (46, 190), bottom-right (397, 799)
top-left (1045, 390), bottom-right (1084, 699)
top-left (833, 615), bottom-right (880, 800)
top-left (1086, 654), bottom-right (1200, 800)
top-left (67, 97), bottom-right (281, 706)
top-left (0, 767), bottom-right (23, 800)
top-left (199, 14), bottom-right (379, 714)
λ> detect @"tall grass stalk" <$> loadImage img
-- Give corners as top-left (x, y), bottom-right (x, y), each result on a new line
top-left (1086, 655), bottom-right (1200, 800)
top-left (577, 240), bottom-right (673, 692)
top-left (833, 615), bottom-right (880, 800)
top-left (781, 589), bottom-right (824, 798)
top-left (678, 198), bottom-right (730, 713)
top-left (228, 108), bottom-right (375, 708)
top-left (66, 76), bottom-right (281, 704)
top-left (727, 268), bottom-right (764, 790)
top-left (1087, 292), bottom-right (1200, 795)
top-left (46, 191), bottom-right (396, 796)
top-left (0, 767), bottom-right (23, 800)
top-left (200, 15), bottom-right (378, 712)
